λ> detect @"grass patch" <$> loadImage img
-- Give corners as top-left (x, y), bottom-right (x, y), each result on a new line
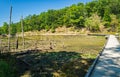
top-left (0, 53), bottom-right (18, 77)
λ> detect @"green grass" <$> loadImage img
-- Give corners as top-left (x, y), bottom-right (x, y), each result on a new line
top-left (0, 53), bottom-right (17, 77)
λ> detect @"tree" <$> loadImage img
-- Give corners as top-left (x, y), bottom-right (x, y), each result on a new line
top-left (103, 7), bottom-right (111, 22)
top-left (110, 14), bottom-right (119, 32)
top-left (1, 0), bottom-right (120, 33)
top-left (11, 23), bottom-right (17, 35)
top-left (2, 22), bottom-right (9, 34)
top-left (85, 13), bottom-right (102, 32)
top-left (0, 27), bottom-right (3, 35)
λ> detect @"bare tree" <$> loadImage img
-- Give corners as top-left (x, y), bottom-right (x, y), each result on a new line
top-left (21, 16), bottom-right (25, 50)
top-left (8, 6), bottom-right (12, 52)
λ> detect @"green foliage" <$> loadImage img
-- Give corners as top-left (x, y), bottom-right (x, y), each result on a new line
top-left (0, 54), bottom-right (17, 77)
top-left (45, 25), bottom-right (50, 31)
top-left (0, 61), bottom-right (13, 77)
top-left (85, 13), bottom-right (102, 32)
top-left (103, 7), bottom-right (111, 22)
top-left (2, 22), bottom-right (9, 34)
top-left (0, 27), bottom-right (3, 35)
top-left (11, 23), bottom-right (17, 35)
top-left (51, 24), bottom-right (56, 33)
top-left (104, 21), bottom-right (110, 28)
top-left (1, 0), bottom-right (120, 34)
top-left (110, 14), bottom-right (119, 32)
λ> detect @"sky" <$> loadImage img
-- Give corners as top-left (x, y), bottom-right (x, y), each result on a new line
top-left (0, 0), bottom-right (92, 26)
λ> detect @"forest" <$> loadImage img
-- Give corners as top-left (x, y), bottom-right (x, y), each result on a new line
top-left (0, 0), bottom-right (120, 35)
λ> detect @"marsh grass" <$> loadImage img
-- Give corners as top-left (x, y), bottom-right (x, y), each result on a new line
top-left (0, 35), bottom-right (105, 77)
top-left (0, 35), bottom-right (105, 58)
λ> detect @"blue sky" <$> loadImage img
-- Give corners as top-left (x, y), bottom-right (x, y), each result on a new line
top-left (0, 0), bottom-right (92, 26)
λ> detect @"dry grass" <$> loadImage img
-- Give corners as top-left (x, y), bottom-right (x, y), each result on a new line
top-left (0, 35), bottom-right (105, 58)
top-left (0, 35), bottom-right (106, 77)
top-left (24, 35), bottom-right (105, 58)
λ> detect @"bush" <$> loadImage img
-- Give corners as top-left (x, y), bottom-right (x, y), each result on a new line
top-left (51, 28), bottom-right (55, 33)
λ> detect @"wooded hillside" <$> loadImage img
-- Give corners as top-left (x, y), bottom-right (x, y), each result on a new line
top-left (0, 0), bottom-right (120, 35)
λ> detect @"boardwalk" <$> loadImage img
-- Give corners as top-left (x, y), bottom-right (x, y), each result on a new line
top-left (86, 35), bottom-right (120, 77)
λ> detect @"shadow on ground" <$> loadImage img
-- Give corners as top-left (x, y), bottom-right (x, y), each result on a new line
top-left (0, 50), bottom-right (94, 77)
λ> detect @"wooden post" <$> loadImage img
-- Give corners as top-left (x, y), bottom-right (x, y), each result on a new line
top-left (16, 34), bottom-right (18, 50)
top-left (0, 39), bottom-right (1, 53)
top-left (21, 16), bottom-right (25, 50)
top-left (8, 6), bottom-right (12, 52)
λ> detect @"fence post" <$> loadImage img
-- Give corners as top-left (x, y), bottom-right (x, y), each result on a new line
top-left (0, 39), bottom-right (1, 53)
top-left (21, 16), bottom-right (25, 51)
top-left (8, 6), bottom-right (12, 52)
top-left (16, 35), bottom-right (18, 50)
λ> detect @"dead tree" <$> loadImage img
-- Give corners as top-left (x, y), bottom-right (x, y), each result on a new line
top-left (8, 6), bottom-right (12, 52)
top-left (21, 16), bottom-right (25, 50)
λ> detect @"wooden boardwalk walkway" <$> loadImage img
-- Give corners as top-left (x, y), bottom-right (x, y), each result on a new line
top-left (85, 35), bottom-right (120, 77)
